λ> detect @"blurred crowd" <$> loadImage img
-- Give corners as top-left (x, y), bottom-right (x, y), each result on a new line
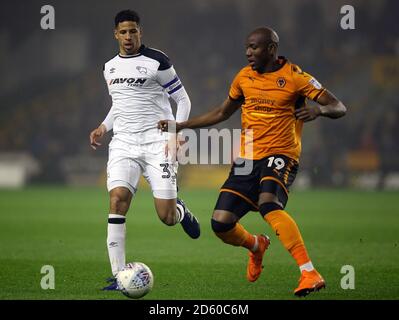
top-left (0, 0), bottom-right (398, 187)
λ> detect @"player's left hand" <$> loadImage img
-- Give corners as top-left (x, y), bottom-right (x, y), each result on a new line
top-left (295, 105), bottom-right (321, 122)
top-left (165, 133), bottom-right (186, 161)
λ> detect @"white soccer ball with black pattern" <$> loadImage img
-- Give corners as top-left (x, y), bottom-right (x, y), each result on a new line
top-left (116, 262), bottom-right (154, 299)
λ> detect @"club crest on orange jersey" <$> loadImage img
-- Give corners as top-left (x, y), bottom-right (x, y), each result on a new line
top-left (276, 77), bottom-right (286, 88)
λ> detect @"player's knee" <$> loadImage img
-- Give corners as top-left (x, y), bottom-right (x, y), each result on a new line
top-left (211, 219), bottom-right (236, 234)
top-left (259, 202), bottom-right (283, 217)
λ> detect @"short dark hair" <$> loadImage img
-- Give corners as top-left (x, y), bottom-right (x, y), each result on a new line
top-left (114, 10), bottom-right (140, 28)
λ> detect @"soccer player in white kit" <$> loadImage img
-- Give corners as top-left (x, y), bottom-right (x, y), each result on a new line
top-left (89, 10), bottom-right (200, 290)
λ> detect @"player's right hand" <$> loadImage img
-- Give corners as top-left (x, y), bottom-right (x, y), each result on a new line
top-left (89, 124), bottom-right (107, 150)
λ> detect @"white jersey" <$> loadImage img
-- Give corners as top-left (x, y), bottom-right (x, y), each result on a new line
top-left (102, 45), bottom-right (190, 143)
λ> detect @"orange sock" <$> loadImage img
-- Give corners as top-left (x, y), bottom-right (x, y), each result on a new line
top-left (264, 210), bottom-right (310, 266)
top-left (214, 223), bottom-right (256, 251)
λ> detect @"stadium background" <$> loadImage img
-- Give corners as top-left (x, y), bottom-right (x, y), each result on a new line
top-left (0, 0), bottom-right (398, 190)
top-left (0, 0), bottom-right (398, 300)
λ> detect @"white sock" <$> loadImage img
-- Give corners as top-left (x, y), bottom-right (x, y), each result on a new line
top-left (176, 202), bottom-right (185, 223)
top-left (251, 235), bottom-right (259, 252)
top-left (299, 261), bottom-right (315, 272)
top-left (107, 214), bottom-right (126, 277)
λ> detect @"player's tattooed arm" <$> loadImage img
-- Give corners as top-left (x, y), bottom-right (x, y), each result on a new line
top-left (158, 97), bottom-right (242, 132)
top-left (295, 90), bottom-right (347, 122)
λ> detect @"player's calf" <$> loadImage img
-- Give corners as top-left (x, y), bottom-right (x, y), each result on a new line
top-left (211, 219), bottom-right (252, 248)
top-left (155, 198), bottom-right (181, 226)
top-left (211, 219), bottom-right (271, 281)
top-left (109, 187), bottom-right (133, 215)
top-left (158, 210), bottom-right (179, 226)
top-left (211, 219), bottom-right (238, 244)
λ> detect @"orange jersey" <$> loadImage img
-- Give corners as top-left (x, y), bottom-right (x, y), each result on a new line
top-left (229, 57), bottom-right (326, 161)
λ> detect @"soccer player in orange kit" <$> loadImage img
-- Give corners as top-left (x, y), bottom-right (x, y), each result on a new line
top-left (158, 27), bottom-right (346, 296)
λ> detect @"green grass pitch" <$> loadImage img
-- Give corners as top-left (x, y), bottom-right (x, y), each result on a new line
top-left (0, 186), bottom-right (398, 300)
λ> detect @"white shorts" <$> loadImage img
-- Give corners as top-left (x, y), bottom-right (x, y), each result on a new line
top-left (106, 137), bottom-right (178, 199)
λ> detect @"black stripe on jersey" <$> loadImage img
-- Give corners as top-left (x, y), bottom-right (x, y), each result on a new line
top-left (114, 45), bottom-right (172, 70)
top-left (162, 76), bottom-right (179, 88)
top-left (312, 88), bottom-right (326, 102)
top-left (168, 84), bottom-right (183, 95)
top-left (118, 52), bottom-right (142, 58)
top-left (140, 46), bottom-right (172, 71)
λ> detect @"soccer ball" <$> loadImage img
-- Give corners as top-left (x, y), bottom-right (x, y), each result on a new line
top-left (116, 262), bottom-right (154, 299)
